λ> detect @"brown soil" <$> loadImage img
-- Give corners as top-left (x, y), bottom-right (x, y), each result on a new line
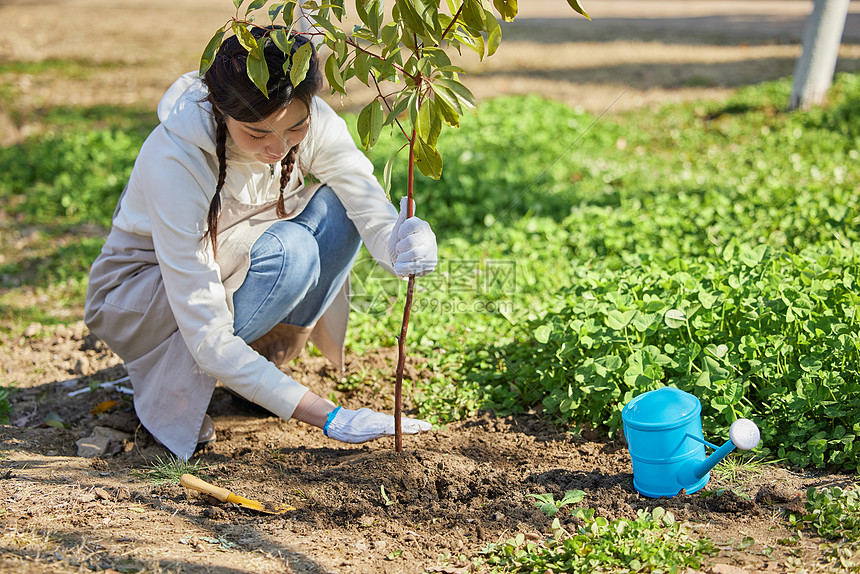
top-left (2, 322), bottom-right (859, 573)
top-left (2, 1), bottom-right (860, 572)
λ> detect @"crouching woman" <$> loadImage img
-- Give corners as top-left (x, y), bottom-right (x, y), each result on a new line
top-left (84, 28), bottom-right (436, 460)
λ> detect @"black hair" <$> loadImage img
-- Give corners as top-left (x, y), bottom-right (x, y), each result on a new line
top-left (201, 28), bottom-right (323, 257)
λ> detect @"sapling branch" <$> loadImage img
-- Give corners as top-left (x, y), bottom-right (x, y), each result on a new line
top-left (371, 72), bottom-right (409, 140)
top-left (440, 3), bottom-right (466, 42)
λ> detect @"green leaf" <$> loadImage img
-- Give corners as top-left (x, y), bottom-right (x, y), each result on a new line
top-left (246, 0), bottom-right (267, 14)
top-left (233, 22), bottom-right (259, 53)
top-left (367, 0), bottom-right (384, 35)
top-left (233, 0), bottom-right (244, 8)
top-left (382, 149), bottom-right (402, 198)
top-left (396, 0), bottom-right (427, 36)
top-left (355, 0), bottom-right (369, 26)
top-left (268, 2), bottom-right (284, 21)
top-left (414, 137), bottom-right (443, 179)
top-left (418, 100), bottom-right (442, 147)
top-left (353, 51), bottom-right (372, 85)
top-left (462, 0), bottom-right (487, 32)
top-left (697, 290), bottom-right (720, 310)
top-left (311, 13), bottom-right (340, 37)
top-left (534, 324), bottom-right (552, 344)
top-left (664, 309), bottom-right (687, 328)
top-left (383, 94), bottom-right (410, 126)
top-left (606, 309), bottom-right (635, 330)
top-left (485, 10), bottom-right (502, 56)
top-left (381, 22), bottom-right (400, 52)
top-left (43, 411), bottom-right (68, 429)
top-left (433, 90), bottom-right (460, 128)
top-left (740, 244), bottom-right (769, 267)
top-left (434, 78), bottom-right (476, 111)
top-left (324, 53), bottom-right (345, 93)
top-left (566, 0), bottom-right (591, 20)
top-left (492, 0), bottom-right (517, 21)
top-left (458, 27), bottom-right (485, 59)
top-left (289, 41), bottom-right (313, 87)
top-left (357, 99), bottom-right (384, 151)
top-left (413, 0), bottom-right (441, 36)
top-left (199, 28), bottom-right (226, 76)
top-left (407, 90), bottom-right (420, 131)
top-left (559, 489), bottom-right (586, 506)
top-left (271, 28), bottom-right (294, 54)
top-left (282, 0), bottom-right (297, 25)
top-left (246, 42), bottom-right (270, 97)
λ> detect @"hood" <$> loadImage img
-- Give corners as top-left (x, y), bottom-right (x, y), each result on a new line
top-left (156, 71), bottom-right (216, 155)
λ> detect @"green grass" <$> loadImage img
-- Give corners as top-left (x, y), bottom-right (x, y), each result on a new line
top-left (0, 58), bottom-right (123, 78)
top-left (790, 486), bottom-right (860, 570)
top-left (1, 73), bottom-right (859, 472)
top-left (0, 387), bottom-right (12, 424)
top-left (480, 507), bottom-right (717, 573)
top-left (350, 72), bottom-right (860, 471)
top-left (131, 454), bottom-right (212, 486)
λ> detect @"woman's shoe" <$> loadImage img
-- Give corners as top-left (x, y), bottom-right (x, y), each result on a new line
top-left (196, 414), bottom-right (216, 449)
top-left (249, 323), bottom-right (313, 370)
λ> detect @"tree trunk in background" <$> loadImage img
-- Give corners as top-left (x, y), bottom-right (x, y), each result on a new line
top-left (789, 0), bottom-right (850, 110)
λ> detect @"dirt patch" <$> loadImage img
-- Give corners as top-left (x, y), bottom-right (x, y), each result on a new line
top-left (2, 322), bottom-right (859, 573)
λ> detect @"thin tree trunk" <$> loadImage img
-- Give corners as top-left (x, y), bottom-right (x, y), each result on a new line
top-left (789, 0), bottom-right (850, 111)
top-left (394, 130), bottom-right (417, 453)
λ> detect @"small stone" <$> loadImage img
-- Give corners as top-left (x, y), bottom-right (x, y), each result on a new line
top-left (710, 565), bottom-right (748, 574)
top-left (94, 487), bottom-right (111, 501)
top-left (23, 323), bottom-right (42, 338)
top-left (76, 427), bottom-right (132, 458)
top-left (78, 492), bottom-right (97, 503)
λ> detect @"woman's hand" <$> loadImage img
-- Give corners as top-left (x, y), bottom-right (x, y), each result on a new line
top-left (387, 196), bottom-right (437, 278)
top-left (323, 406), bottom-right (433, 443)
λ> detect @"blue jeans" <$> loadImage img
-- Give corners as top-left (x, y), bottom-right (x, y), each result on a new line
top-left (232, 186), bottom-right (361, 343)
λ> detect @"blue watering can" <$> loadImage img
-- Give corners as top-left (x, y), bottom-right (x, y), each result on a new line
top-left (621, 387), bottom-right (760, 498)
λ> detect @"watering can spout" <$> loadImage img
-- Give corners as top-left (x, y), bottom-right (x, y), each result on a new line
top-left (679, 419), bottom-right (760, 485)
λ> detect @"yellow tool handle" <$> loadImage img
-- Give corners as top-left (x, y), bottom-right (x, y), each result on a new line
top-left (180, 474), bottom-right (232, 503)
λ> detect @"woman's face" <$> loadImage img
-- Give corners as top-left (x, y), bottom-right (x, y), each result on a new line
top-left (224, 101), bottom-right (310, 164)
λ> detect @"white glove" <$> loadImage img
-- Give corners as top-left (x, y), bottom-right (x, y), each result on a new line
top-left (387, 196), bottom-right (438, 278)
top-left (323, 407), bottom-right (433, 443)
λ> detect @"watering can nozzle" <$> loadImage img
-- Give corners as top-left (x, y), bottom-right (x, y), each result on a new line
top-left (729, 418), bottom-right (761, 451)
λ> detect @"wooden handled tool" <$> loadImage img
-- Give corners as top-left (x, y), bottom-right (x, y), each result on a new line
top-left (180, 474), bottom-right (295, 515)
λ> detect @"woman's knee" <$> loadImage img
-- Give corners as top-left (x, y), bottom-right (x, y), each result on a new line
top-left (250, 223), bottom-right (320, 280)
top-left (318, 186), bottom-right (361, 247)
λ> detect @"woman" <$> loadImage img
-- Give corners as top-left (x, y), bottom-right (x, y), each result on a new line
top-left (84, 28), bottom-right (436, 460)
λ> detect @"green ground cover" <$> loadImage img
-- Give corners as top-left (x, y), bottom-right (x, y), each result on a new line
top-left (1, 73), bottom-right (858, 470)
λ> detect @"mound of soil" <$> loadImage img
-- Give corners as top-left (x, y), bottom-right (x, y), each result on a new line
top-left (1, 322), bottom-right (857, 573)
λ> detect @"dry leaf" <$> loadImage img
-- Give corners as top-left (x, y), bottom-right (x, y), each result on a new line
top-left (91, 400), bottom-right (119, 415)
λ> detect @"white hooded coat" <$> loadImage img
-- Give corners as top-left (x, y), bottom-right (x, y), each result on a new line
top-left (85, 72), bottom-right (399, 459)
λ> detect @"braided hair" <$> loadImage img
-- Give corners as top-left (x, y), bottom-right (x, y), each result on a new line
top-left (201, 28), bottom-right (322, 257)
